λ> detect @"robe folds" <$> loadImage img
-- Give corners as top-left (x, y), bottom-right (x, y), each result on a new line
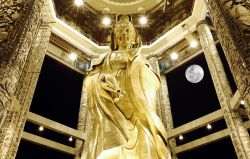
top-left (83, 52), bottom-right (170, 159)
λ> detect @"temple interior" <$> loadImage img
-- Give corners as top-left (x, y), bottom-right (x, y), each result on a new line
top-left (0, 0), bottom-right (249, 159)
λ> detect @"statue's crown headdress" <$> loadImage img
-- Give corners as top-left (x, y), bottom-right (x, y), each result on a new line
top-left (116, 15), bottom-right (132, 23)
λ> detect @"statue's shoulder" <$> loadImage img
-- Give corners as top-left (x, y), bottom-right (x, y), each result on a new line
top-left (87, 52), bottom-right (110, 71)
top-left (134, 54), bottom-right (150, 66)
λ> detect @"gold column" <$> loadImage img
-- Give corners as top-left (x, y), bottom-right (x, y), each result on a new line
top-left (148, 57), bottom-right (161, 74)
top-left (80, 108), bottom-right (94, 159)
top-left (148, 56), bottom-right (177, 158)
top-left (205, 0), bottom-right (250, 115)
top-left (75, 84), bottom-right (88, 159)
top-left (160, 75), bottom-right (177, 159)
top-left (197, 20), bottom-right (250, 159)
top-left (13, 26), bottom-right (51, 159)
top-left (148, 57), bottom-right (162, 118)
top-left (0, 0), bottom-right (52, 158)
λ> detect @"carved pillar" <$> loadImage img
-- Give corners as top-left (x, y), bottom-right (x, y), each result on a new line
top-left (80, 78), bottom-right (94, 159)
top-left (148, 57), bottom-right (162, 117)
top-left (197, 21), bottom-right (250, 159)
top-left (205, 0), bottom-right (250, 115)
top-left (148, 57), bottom-right (177, 158)
top-left (75, 84), bottom-right (88, 159)
top-left (148, 57), bottom-right (161, 75)
top-left (12, 26), bottom-right (51, 159)
top-left (80, 108), bottom-right (94, 159)
top-left (160, 75), bottom-right (177, 159)
top-left (0, 0), bottom-right (52, 158)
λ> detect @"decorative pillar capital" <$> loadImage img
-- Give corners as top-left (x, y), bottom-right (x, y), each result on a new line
top-left (196, 20), bottom-right (208, 29)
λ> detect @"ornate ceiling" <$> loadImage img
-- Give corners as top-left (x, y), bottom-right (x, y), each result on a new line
top-left (52, 0), bottom-right (195, 45)
top-left (103, 0), bottom-right (142, 3)
top-left (85, 0), bottom-right (161, 14)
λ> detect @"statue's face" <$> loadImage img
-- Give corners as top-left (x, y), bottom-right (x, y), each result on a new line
top-left (114, 21), bottom-right (136, 49)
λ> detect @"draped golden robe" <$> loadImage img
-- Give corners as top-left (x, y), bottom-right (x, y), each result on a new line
top-left (84, 51), bottom-right (170, 159)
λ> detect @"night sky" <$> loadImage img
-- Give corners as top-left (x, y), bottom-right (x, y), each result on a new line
top-left (16, 44), bottom-right (239, 158)
top-left (166, 53), bottom-right (221, 127)
top-left (166, 45), bottom-right (237, 158)
top-left (16, 56), bottom-right (83, 159)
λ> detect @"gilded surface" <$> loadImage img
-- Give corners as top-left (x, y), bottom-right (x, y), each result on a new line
top-left (222, 0), bottom-right (250, 53)
top-left (206, 0), bottom-right (250, 117)
top-left (197, 21), bottom-right (250, 159)
top-left (9, 26), bottom-right (51, 159)
top-left (49, 33), bottom-right (94, 62)
top-left (0, 0), bottom-right (26, 124)
top-left (159, 76), bottom-right (177, 159)
top-left (75, 85), bottom-right (88, 159)
top-left (0, 0), bottom-right (24, 54)
top-left (0, 0), bottom-right (52, 158)
top-left (147, 57), bottom-right (162, 120)
top-left (83, 15), bottom-right (170, 159)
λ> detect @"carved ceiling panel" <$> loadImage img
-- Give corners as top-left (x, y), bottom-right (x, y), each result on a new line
top-left (52, 0), bottom-right (194, 45)
top-left (85, 0), bottom-right (160, 14)
top-left (102, 0), bottom-right (143, 5)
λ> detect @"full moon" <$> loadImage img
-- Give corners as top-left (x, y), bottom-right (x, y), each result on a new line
top-left (185, 64), bottom-right (204, 83)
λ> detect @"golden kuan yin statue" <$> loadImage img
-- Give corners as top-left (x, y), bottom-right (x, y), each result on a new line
top-left (84, 15), bottom-right (171, 159)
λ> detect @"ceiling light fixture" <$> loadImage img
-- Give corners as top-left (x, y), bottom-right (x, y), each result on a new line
top-left (240, 100), bottom-right (245, 105)
top-left (179, 134), bottom-right (184, 140)
top-left (69, 136), bottom-right (73, 142)
top-left (190, 40), bottom-right (198, 48)
top-left (207, 123), bottom-right (212, 130)
top-left (69, 52), bottom-right (77, 61)
top-left (139, 16), bottom-right (147, 25)
top-left (182, 24), bottom-right (199, 48)
top-left (243, 63), bottom-right (246, 68)
top-left (170, 52), bottom-right (178, 60)
top-left (38, 126), bottom-right (44, 132)
top-left (102, 16), bottom-right (111, 26)
top-left (74, 0), bottom-right (83, 6)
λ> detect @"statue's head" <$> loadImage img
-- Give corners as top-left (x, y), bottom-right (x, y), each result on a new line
top-left (110, 15), bottom-right (141, 51)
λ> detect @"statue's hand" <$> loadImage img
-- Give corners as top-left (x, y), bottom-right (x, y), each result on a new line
top-left (99, 73), bottom-right (126, 102)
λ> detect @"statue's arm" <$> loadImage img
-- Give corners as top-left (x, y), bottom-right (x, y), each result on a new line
top-left (85, 67), bottom-right (124, 103)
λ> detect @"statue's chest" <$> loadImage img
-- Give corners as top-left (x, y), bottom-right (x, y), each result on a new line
top-left (110, 51), bottom-right (128, 70)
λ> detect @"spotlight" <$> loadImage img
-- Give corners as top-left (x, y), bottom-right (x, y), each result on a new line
top-left (190, 40), bottom-right (198, 48)
top-left (139, 16), bottom-right (147, 25)
top-left (69, 52), bottom-right (77, 61)
top-left (170, 52), bottom-right (178, 60)
top-left (243, 63), bottom-right (246, 68)
top-left (240, 100), bottom-right (245, 105)
top-left (102, 16), bottom-right (111, 26)
top-left (69, 136), bottom-right (73, 142)
top-left (207, 123), bottom-right (212, 130)
top-left (38, 126), bottom-right (44, 132)
top-left (74, 0), bottom-right (83, 6)
top-left (178, 134), bottom-right (184, 140)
